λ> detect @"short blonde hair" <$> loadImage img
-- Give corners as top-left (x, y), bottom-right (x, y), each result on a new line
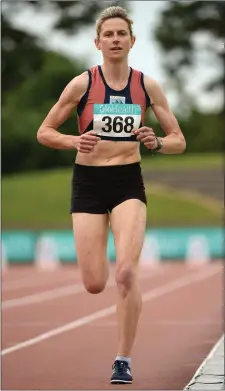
top-left (96, 6), bottom-right (134, 39)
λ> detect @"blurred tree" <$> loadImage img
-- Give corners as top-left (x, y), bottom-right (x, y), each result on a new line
top-left (3, 1), bottom-right (128, 35)
top-left (154, 1), bottom-right (225, 115)
top-left (2, 0), bottom-right (128, 95)
top-left (2, 15), bottom-right (45, 99)
top-left (2, 51), bottom-right (87, 174)
top-left (2, 0), bottom-right (129, 174)
top-left (144, 109), bottom-right (223, 155)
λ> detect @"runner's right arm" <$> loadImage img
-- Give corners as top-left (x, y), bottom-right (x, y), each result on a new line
top-left (37, 72), bottom-right (100, 152)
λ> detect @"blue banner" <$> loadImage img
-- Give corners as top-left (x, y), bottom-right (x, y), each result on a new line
top-left (1, 231), bottom-right (37, 263)
top-left (1, 227), bottom-right (224, 264)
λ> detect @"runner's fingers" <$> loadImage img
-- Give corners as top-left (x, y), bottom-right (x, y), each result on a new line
top-left (136, 132), bottom-right (145, 140)
top-left (144, 141), bottom-right (155, 148)
top-left (136, 132), bottom-right (153, 141)
top-left (82, 135), bottom-right (100, 142)
top-left (78, 145), bottom-right (93, 153)
top-left (80, 140), bottom-right (98, 147)
top-left (141, 135), bottom-right (156, 143)
top-left (133, 127), bottom-right (153, 135)
top-left (87, 130), bottom-right (99, 136)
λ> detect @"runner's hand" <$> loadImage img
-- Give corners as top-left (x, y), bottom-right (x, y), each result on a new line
top-left (133, 127), bottom-right (157, 150)
top-left (76, 131), bottom-right (101, 153)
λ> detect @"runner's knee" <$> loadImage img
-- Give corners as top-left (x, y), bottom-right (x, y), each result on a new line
top-left (115, 263), bottom-right (136, 297)
top-left (83, 274), bottom-right (107, 294)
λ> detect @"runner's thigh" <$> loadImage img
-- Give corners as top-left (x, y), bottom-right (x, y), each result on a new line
top-left (72, 212), bottom-right (109, 278)
top-left (110, 199), bottom-right (147, 265)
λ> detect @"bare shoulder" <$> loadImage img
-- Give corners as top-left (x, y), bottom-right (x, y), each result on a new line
top-left (143, 74), bottom-right (167, 105)
top-left (60, 71), bottom-right (90, 105)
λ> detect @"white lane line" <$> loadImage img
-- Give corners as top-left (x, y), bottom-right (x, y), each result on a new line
top-left (183, 334), bottom-right (224, 389)
top-left (2, 268), bottom-right (163, 310)
top-left (1, 264), bottom-right (220, 356)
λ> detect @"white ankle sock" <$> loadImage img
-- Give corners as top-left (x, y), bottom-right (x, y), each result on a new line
top-left (115, 355), bottom-right (131, 366)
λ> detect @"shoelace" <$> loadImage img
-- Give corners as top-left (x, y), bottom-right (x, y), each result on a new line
top-left (113, 361), bottom-right (130, 375)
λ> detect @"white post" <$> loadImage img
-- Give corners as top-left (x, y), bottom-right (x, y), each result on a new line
top-left (35, 236), bottom-right (60, 271)
top-left (140, 235), bottom-right (161, 267)
top-left (186, 235), bottom-right (211, 266)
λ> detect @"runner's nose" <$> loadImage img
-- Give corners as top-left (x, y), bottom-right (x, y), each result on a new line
top-left (113, 37), bottom-right (120, 45)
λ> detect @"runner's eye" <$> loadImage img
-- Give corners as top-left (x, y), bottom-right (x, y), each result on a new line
top-left (104, 32), bottom-right (113, 37)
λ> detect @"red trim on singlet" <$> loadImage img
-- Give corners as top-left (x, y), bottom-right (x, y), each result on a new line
top-left (130, 69), bottom-right (147, 126)
top-left (78, 66), bottom-right (105, 134)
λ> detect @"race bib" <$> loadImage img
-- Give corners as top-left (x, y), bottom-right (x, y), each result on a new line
top-left (93, 104), bottom-right (141, 139)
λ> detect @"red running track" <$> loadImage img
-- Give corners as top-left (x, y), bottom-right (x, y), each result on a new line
top-left (1, 261), bottom-right (223, 390)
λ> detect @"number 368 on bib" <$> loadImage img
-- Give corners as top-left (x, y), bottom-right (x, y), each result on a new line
top-left (93, 103), bottom-right (141, 139)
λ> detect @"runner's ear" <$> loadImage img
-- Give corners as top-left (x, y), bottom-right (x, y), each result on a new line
top-left (131, 35), bottom-right (136, 48)
top-left (95, 38), bottom-right (101, 51)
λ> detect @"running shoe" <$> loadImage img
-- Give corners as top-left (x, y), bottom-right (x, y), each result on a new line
top-left (110, 360), bottom-right (133, 384)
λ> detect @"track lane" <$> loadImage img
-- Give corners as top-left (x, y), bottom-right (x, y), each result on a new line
top-left (2, 262), bottom-right (222, 390)
top-left (2, 266), bottom-right (82, 297)
top-left (2, 266), bottom-right (167, 348)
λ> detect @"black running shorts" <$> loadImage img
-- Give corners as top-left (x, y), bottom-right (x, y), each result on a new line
top-left (70, 162), bottom-right (147, 214)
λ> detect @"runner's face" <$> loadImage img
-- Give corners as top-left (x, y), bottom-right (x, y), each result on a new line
top-left (96, 18), bottom-right (135, 60)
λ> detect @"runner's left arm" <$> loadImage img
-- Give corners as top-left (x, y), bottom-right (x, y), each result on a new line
top-left (135, 76), bottom-right (186, 154)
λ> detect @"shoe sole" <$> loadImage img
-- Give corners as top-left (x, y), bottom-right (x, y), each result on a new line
top-left (110, 380), bottom-right (132, 384)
